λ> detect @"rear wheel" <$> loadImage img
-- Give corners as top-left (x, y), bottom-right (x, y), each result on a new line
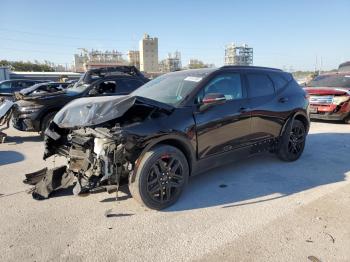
top-left (277, 119), bottom-right (306, 161)
top-left (129, 145), bottom-right (189, 210)
top-left (344, 115), bottom-right (350, 124)
top-left (40, 112), bottom-right (56, 138)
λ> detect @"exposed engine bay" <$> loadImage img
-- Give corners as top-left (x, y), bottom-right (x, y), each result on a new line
top-left (24, 95), bottom-right (174, 199)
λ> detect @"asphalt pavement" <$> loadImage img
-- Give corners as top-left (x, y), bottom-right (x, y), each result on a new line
top-left (0, 122), bottom-right (349, 261)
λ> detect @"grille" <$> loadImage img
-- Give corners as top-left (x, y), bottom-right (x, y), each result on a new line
top-left (309, 95), bottom-right (333, 104)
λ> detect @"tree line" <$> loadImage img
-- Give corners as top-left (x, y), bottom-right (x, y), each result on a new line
top-left (0, 60), bottom-right (55, 72)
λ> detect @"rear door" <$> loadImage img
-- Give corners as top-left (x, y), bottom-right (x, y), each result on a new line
top-left (194, 71), bottom-right (251, 159)
top-left (245, 72), bottom-right (282, 142)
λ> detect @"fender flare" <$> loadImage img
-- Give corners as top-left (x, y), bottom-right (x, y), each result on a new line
top-left (280, 110), bottom-right (310, 136)
top-left (129, 133), bottom-right (196, 182)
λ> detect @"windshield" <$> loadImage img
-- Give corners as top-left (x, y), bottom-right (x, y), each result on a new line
top-left (308, 74), bottom-right (350, 88)
top-left (65, 82), bottom-right (90, 95)
top-left (131, 69), bottom-right (214, 105)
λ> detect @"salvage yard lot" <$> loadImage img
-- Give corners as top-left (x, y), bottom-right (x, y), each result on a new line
top-left (0, 122), bottom-right (349, 261)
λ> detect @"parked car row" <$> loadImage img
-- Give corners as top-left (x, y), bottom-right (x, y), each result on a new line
top-left (2, 64), bottom-right (350, 209)
top-left (11, 66), bottom-right (149, 136)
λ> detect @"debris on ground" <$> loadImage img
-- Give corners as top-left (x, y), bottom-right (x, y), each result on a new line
top-left (104, 209), bottom-right (134, 218)
top-left (24, 166), bottom-right (75, 200)
top-left (324, 232), bottom-right (335, 243)
top-left (308, 255), bottom-right (321, 262)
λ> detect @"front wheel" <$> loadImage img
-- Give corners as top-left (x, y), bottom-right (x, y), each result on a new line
top-left (277, 119), bottom-right (306, 161)
top-left (129, 145), bottom-right (189, 210)
top-left (344, 115), bottom-right (350, 124)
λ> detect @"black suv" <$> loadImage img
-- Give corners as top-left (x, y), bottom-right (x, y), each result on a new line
top-left (27, 66), bottom-right (309, 210)
top-left (12, 66), bottom-right (149, 135)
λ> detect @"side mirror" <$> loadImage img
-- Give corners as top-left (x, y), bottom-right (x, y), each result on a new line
top-left (199, 93), bottom-right (226, 111)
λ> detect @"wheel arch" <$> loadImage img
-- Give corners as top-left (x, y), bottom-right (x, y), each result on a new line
top-left (129, 135), bottom-right (196, 183)
top-left (280, 110), bottom-right (310, 136)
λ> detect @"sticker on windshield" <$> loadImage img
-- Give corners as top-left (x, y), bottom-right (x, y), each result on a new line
top-left (184, 76), bottom-right (202, 82)
top-left (345, 75), bottom-right (350, 78)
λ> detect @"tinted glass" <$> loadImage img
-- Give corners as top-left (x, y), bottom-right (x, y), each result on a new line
top-left (97, 81), bottom-right (116, 94)
top-left (247, 74), bottom-right (275, 97)
top-left (204, 73), bottom-right (242, 100)
top-left (269, 73), bottom-right (288, 91)
top-left (116, 79), bottom-right (144, 93)
top-left (0, 82), bottom-right (11, 89)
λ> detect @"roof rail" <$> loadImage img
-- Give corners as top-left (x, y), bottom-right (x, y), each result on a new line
top-left (87, 66), bottom-right (145, 78)
top-left (220, 65), bottom-right (283, 72)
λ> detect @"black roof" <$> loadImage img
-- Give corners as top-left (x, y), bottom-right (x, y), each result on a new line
top-left (220, 65), bottom-right (283, 72)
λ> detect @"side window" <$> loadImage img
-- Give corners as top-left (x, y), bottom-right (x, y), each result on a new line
top-left (269, 73), bottom-right (288, 91)
top-left (246, 73), bottom-right (275, 97)
top-left (116, 79), bottom-right (144, 94)
top-left (203, 73), bottom-right (243, 101)
top-left (97, 81), bottom-right (116, 94)
top-left (20, 81), bottom-right (33, 88)
top-left (0, 82), bottom-right (11, 89)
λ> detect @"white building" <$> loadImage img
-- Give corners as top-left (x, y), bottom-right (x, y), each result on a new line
top-left (139, 34), bottom-right (159, 72)
top-left (224, 43), bottom-right (253, 66)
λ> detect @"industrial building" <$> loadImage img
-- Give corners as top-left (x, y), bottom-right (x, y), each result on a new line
top-left (74, 49), bottom-right (127, 72)
top-left (224, 43), bottom-right (253, 66)
top-left (139, 34), bottom-right (159, 72)
top-left (159, 52), bottom-right (182, 73)
top-left (127, 50), bottom-right (140, 69)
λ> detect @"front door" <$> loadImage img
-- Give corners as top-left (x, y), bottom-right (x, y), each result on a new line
top-left (194, 71), bottom-right (251, 159)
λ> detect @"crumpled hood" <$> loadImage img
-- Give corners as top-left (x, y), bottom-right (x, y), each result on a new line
top-left (53, 95), bottom-right (174, 129)
top-left (15, 90), bottom-right (68, 101)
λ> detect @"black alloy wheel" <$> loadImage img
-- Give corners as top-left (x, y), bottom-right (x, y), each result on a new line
top-left (129, 145), bottom-right (189, 210)
top-left (287, 124), bottom-right (306, 157)
top-left (277, 119), bottom-right (306, 161)
top-left (146, 155), bottom-right (185, 204)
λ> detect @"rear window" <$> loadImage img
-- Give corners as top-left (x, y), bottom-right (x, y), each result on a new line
top-left (247, 73), bottom-right (275, 97)
top-left (308, 75), bottom-right (350, 88)
top-left (269, 73), bottom-right (289, 91)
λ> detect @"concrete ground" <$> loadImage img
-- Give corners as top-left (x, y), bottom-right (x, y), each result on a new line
top-left (0, 122), bottom-right (349, 262)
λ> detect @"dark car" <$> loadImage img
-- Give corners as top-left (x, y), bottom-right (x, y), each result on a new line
top-left (12, 66), bottom-right (149, 135)
top-left (304, 73), bottom-right (350, 123)
top-left (0, 79), bottom-right (44, 98)
top-left (16, 81), bottom-right (71, 98)
top-left (26, 66), bottom-right (309, 210)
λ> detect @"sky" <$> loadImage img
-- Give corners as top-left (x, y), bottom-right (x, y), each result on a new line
top-left (0, 0), bottom-right (349, 71)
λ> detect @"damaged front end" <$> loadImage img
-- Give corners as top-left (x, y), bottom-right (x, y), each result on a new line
top-left (26, 95), bottom-right (173, 199)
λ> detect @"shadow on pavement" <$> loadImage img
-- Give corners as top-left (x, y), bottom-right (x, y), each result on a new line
top-left (0, 150), bottom-right (25, 166)
top-left (166, 132), bottom-right (350, 211)
top-left (6, 135), bottom-right (42, 144)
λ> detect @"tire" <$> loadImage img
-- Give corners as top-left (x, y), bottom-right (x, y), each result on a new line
top-left (40, 112), bottom-right (57, 138)
top-left (344, 115), bottom-right (350, 124)
top-left (277, 119), bottom-right (306, 162)
top-left (129, 145), bottom-right (189, 210)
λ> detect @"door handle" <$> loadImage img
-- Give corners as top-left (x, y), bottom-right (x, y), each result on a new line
top-left (279, 97), bottom-right (288, 103)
